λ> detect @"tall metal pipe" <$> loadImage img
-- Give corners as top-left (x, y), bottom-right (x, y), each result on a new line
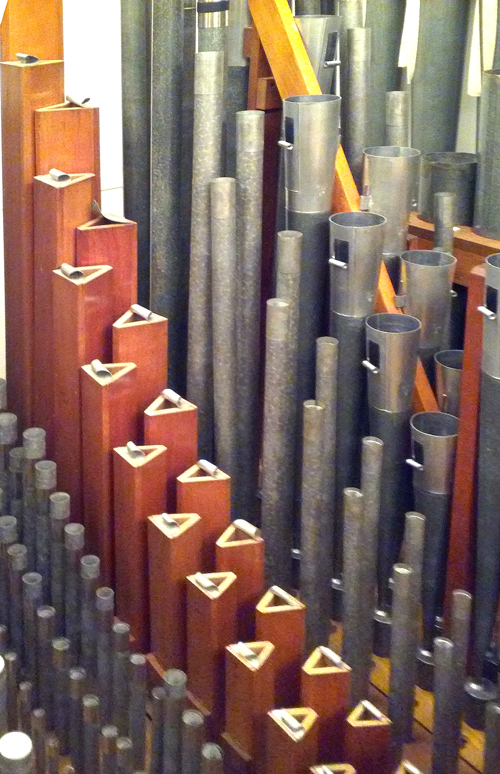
top-left (419, 152), bottom-right (477, 227)
top-left (34, 460), bottom-right (56, 597)
top-left (295, 15), bottom-right (342, 95)
top-left (261, 299), bottom-right (295, 589)
top-left (401, 512), bottom-right (425, 618)
top-left (96, 587), bottom-right (114, 725)
top-left (235, 110), bottom-right (264, 522)
top-left (341, 487), bottom-right (364, 706)
top-left (337, 0), bottom-right (363, 107)
top-left (399, 250), bottom-right (457, 380)
top-left (364, 313), bottom-right (421, 656)
top-left (343, 27), bottom-right (370, 190)
top-left (36, 605), bottom-right (56, 725)
top-left (329, 210), bottom-right (386, 586)
top-left (197, 0), bottom-right (228, 55)
top-left (187, 51), bottom-right (225, 459)
top-left (474, 70), bottom-right (500, 239)
top-left (121, 0), bottom-right (151, 302)
top-left (226, 1), bottom-right (251, 177)
top-left (385, 92), bottom-right (409, 147)
top-left (433, 193), bottom-right (455, 255)
top-left (150, 0), bottom-right (186, 390)
top-left (283, 94), bottom-right (340, 405)
top-left (300, 400), bottom-right (327, 651)
top-left (432, 637), bottom-right (461, 774)
top-left (49, 492), bottom-right (70, 632)
top-left (163, 669), bottom-right (187, 774)
top-left (434, 350), bottom-right (463, 417)
top-left (80, 555), bottom-right (100, 682)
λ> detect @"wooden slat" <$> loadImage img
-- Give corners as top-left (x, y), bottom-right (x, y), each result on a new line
top-left (1, 0), bottom-right (63, 61)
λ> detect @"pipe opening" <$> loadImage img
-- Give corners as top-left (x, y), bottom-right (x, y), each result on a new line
top-left (423, 151), bottom-right (477, 167)
top-left (284, 94), bottom-right (341, 104)
top-left (366, 313), bottom-right (420, 334)
top-left (486, 253), bottom-right (500, 269)
top-left (411, 411), bottom-right (458, 437)
top-left (434, 350), bottom-right (463, 370)
top-left (364, 145), bottom-right (420, 158)
top-left (329, 211), bottom-right (386, 228)
top-left (401, 249), bottom-right (455, 267)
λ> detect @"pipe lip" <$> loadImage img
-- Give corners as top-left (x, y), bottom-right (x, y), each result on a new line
top-left (423, 151), bottom-right (478, 167)
top-left (410, 411), bottom-right (458, 438)
top-left (329, 211), bottom-right (386, 228)
top-left (284, 94), bottom-right (341, 104)
top-left (486, 252), bottom-right (500, 269)
top-left (401, 249), bottom-right (456, 268)
top-left (364, 145), bottom-right (420, 158)
top-left (434, 349), bottom-right (463, 370)
top-left (366, 312), bottom-right (421, 335)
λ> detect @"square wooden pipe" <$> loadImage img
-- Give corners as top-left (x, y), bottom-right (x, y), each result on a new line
top-left (344, 701), bottom-right (392, 774)
top-left (265, 708), bottom-right (319, 774)
top-left (1, 1), bottom-right (63, 62)
top-left (76, 214), bottom-right (138, 320)
top-left (301, 646), bottom-right (351, 762)
top-left (113, 444), bottom-right (168, 651)
top-left (147, 512), bottom-right (203, 671)
top-left (80, 362), bottom-right (138, 584)
top-left (177, 462), bottom-right (231, 569)
top-left (186, 571), bottom-right (237, 729)
top-left (256, 586), bottom-right (306, 706)
top-left (310, 766), bottom-right (356, 774)
top-left (216, 520), bottom-right (265, 641)
top-left (395, 764), bottom-right (423, 774)
top-left (144, 391), bottom-right (198, 512)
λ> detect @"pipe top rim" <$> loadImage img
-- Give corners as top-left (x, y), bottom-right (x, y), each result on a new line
top-left (364, 145), bottom-right (420, 158)
top-left (401, 249), bottom-right (456, 268)
top-left (434, 349), bottom-right (463, 370)
top-left (284, 94), bottom-right (340, 104)
top-left (410, 411), bottom-right (458, 437)
top-left (329, 211), bottom-right (386, 228)
top-left (423, 151), bottom-right (478, 166)
top-left (366, 313), bottom-right (421, 334)
top-left (486, 253), bottom-right (500, 269)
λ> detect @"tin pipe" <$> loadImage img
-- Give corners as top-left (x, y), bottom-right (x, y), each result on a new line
top-left (338, 0), bottom-right (363, 104)
top-left (484, 702), bottom-right (500, 774)
top-left (117, 737), bottom-right (133, 774)
top-left (82, 695), bottom-right (100, 774)
top-left (385, 92), bottom-right (409, 147)
top-left (64, 523), bottom-right (84, 651)
top-left (121, 0), bottom-right (151, 302)
top-left (187, 51), bottom-right (225, 458)
top-left (197, 0), bottom-right (228, 54)
top-left (22, 573), bottom-right (43, 688)
top-left (401, 512), bottom-right (425, 616)
top-left (448, 590), bottom-right (471, 761)
top-left (163, 669), bottom-right (187, 774)
top-left (80, 556), bottom-right (100, 682)
top-left (16, 682), bottom-right (32, 733)
top-left (300, 401), bottom-right (328, 651)
top-left (434, 350), bottom-right (463, 417)
top-left (226, 1), bottom-right (251, 177)
top-left (399, 250), bottom-right (456, 381)
top-left (0, 517), bottom-right (17, 625)
top-left (69, 667), bottom-right (86, 774)
top-left (8, 450), bottom-right (24, 534)
top-left (261, 300), bottom-right (295, 588)
top-left (0, 414), bottom-right (17, 496)
top-left (34, 460), bottom-right (56, 597)
top-left (0, 732), bottom-right (34, 774)
top-left (150, 686), bottom-right (166, 774)
top-left (45, 734), bottom-right (59, 774)
top-left (235, 110), bottom-right (264, 520)
top-left (200, 745), bottom-right (223, 774)
top-left (112, 622), bottom-right (131, 735)
top-left (129, 654), bottom-right (147, 770)
top-left (295, 15), bottom-right (341, 95)
top-left (342, 27), bottom-right (370, 190)
top-left (420, 153), bottom-right (478, 227)
top-left (283, 94), bottom-right (340, 406)
top-left (433, 193), bottom-right (455, 255)
top-left (96, 587), bottom-right (114, 724)
top-left (22, 429), bottom-right (46, 568)
top-left (210, 177), bottom-right (239, 509)
top-left (181, 710), bottom-right (205, 774)
top-left (389, 564), bottom-right (418, 762)
top-left (36, 606), bottom-right (56, 725)
top-left (475, 70), bottom-right (500, 238)
top-left (52, 637), bottom-right (70, 753)
top-left (4, 654), bottom-right (17, 731)
top-left (101, 725), bottom-right (118, 774)
top-left (432, 637), bottom-right (460, 774)
top-left (49, 492), bottom-right (70, 631)
top-left (30, 709), bottom-right (45, 774)
top-left (341, 487), bottom-right (364, 706)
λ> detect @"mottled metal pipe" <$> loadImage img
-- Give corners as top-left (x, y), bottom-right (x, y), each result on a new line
top-left (22, 429), bottom-right (46, 568)
top-left (80, 555), bottom-right (100, 682)
top-left (261, 300), bottom-right (295, 588)
top-left (34, 460), bottom-right (56, 597)
top-left (419, 152), bottom-right (478, 227)
top-left (200, 745), bottom-right (223, 774)
top-left (181, 710), bottom-right (205, 774)
top-left (226, 1), bottom-right (251, 177)
top-left (7, 545), bottom-right (26, 661)
top-left (4, 654), bottom-right (18, 731)
top-left (338, 0), bottom-right (363, 106)
top-left (0, 732), bottom-right (34, 774)
top-left (342, 487), bottom-right (364, 706)
top-left (49, 492), bottom-right (70, 631)
top-left (112, 622), bottom-right (131, 735)
top-left (434, 350), bottom-right (463, 417)
top-left (389, 564), bottom-right (418, 762)
top-left (343, 27), bottom-right (370, 190)
top-left (117, 737), bottom-right (133, 774)
top-left (101, 725), bottom-right (118, 774)
top-left (22, 573), bottom-right (43, 689)
top-left (121, 0), bottom-right (151, 302)
top-left (52, 637), bottom-right (70, 753)
top-left (45, 734), bottom-right (59, 774)
top-left (432, 637), bottom-right (460, 774)
top-left (0, 657), bottom-right (6, 735)
top-left (68, 667), bottom-right (86, 774)
top-left (129, 654), bottom-right (146, 770)
top-left (197, 0), bottom-right (228, 54)
top-left (187, 51), bottom-right (225, 459)
top-left (0, 414), bottom-right (17, 499)
top-left (150, 686), bottom-right (166, 774)
top-left (433, 193), bottom-right (455, 255)
top-left (385, 92), bottom-right (409, 147)
top-left (8, 449), bottom-right (24, 536)
top-left (401, 512), bottom-right (425, 616)
top-left (484, 702), bottom-right (500, 774)
top-left (451, 589), bottom-right (472, 687)
top-left (82, 695), bottom-right (100, 774)
top-left (235, 110), bottom-right (264, 520)
top-left (163, 669), bottom-right (187, 774)
top-left (64, 523), bottom-right (84, 651)
top-left (96, 587), bottom-right (114, 724)
top-left (0, 517), bottom-right (17, 625)
top-left (300, 400), bottom-right (327, 651)
top-left (36, 606), bottom-right (56, 725)
top-left (475, 70), bottom-right (500, 238)
top-left (30, 709), bottom-right (45, 774)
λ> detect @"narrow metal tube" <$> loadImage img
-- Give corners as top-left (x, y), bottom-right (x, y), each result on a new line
top-left (150, 686), bottom-right (166, 774)
top-left (261, 300), bottom-right (295, 588)
top-left (401, 512), bottom-right (425, 616)
top-left (45, 734), bottom-right (59, 774)
top-left (235, 110), bottom-right (264, 520)
top-left (4, 653), bottom-right (18, 731)
top-left (69, 667), bottom-right (86, 772)
top-left (128, 654), bottom-right (147, 770)
top-left (187, 50), bottom-right (225, 458)
top-left (7, 544), bottom-right (26, 659)
top-left (389, 564), bottom-right (418, 761)
top-left (30, 709), bottom-right (45, 774)
top-left (8, 449), bottom-right (24, 537)
top-left (112, 622), bottom-right (131, 735)
top-left (341, 487), bottom-right (364, 706)
top-left (0, 656), bottom-right (6, 735)
top-left (0, 517), bottom-right (17, 626)
top-left (101, 725), bottom-right (118, 774)
top-left (0, 732), bottom-right (34, 774)
top-left (163, 669), bottom-right (187, 774)
top-left (181, 710), bottom-right (205, 774)
top-left (52, 637), bottom-right (71, 753)
top-left (433, 193), bottom-right (455, 255)
top-left (450, 590), bottom-right (472, 687)
top-left (200, 745), bottom-right (223, 774)
top-left (96, 587), bottom-right (114, 724)
top-left (432, 637), bottom-right (460, 774)
top-left (434, 350), bottom-right (463, 417)
top-left (36, 606), bottom-right (56, 725)
top-left (117, 737), bottom-right (133, 774)
top-left (34, 460), bottom-right (56, 597)
top-left (17, 682), bottom-right (32, 733)
top-left (338, 0), bottom-right (363, 108)
top-left (22, 429), bottom-right (46, 568)
top-left (484, 702), bottom-right (500, 774)
top-left (49, 492), bottom-right (70, 631)
top-left (385, 92), bottom-right (409, 147)
top-left (300, 400), bottom-right (327, 651)
top-left (83, 695), bottom-right (100, 774)
top-left (211, 176), bottom-right (239, 511)
top-left (343, 27), bottom-right (370, 190)
top-left (64, 523), bottom-right (84, 652)
top-left (22, 573), bottom-right (43, 689)
top-left (80, 555), bottom-right (100, 682)
top-left (0, 414), bottom-right (17, 501)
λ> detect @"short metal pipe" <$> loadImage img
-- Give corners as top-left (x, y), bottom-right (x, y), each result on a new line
top-left (0, 413), bottom-right (17, 500)
top-left (401, 512), bottom-right (425, 616)
top-left (419, 152), bottom-right (478, 227)
top-left (36, 605), bottom-right (56, 725)
top-left (181, 710), bottom-right (205, 774)
top-left (101, 725), bottom-right (118, 774)
top-left (341, 487), bottom-right (364, 706)
top-left (45, 734), bottom-right (59, 774)
top-left (433, 192), bottom-right (455, 255)
top-left (82, 695), bottom-right (100, 774)
top-left (30, 709), bottom-right (45, 774)
top-left (35, 460), bottom-right (56, 598)
top-left (116, 737), bottom-right (133, 774)
top-left (385, 92), bottom-right (409, 147)
top-left (128, 654), bottom-right (147, 770)
top-left (22, 572), bottom-right (43, 690)
top-left (342, 27), bottom-right (370, 190)
top-left (8, 449), bottom-right (24, 537)
top-left (52, 637), bottom-right (71, 753)
top-left (112, 622), bottom-right (131, 735)
top-left (163, 669), bottom-right (187, 774)
top-left (434, 350), bottom-right (463, 417)
top-left (68, 666), bottom-right (86, 773)
top-left (22, 429), bottom-right (46, 569)
top-left (150, 686), bottom-right (166, 774)
top-left (4, 654), bottom-right (18, 731)
top-left (0, 517), bottom-right (17, 627)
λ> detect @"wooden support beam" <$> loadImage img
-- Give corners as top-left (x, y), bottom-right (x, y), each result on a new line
top-left (1, 59), bottom-right (64, 429)
top-left (33, 173), bottom-right (94, 453)
top-left (0, 0), bottom-right (63, 61)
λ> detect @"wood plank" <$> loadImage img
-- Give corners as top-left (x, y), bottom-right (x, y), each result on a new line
top-left (33, 173), bottom-right (94, 454)
top-left (0, 0), bottom-right (63, 61)
top-left (1, 59), bottom-right (64, 429)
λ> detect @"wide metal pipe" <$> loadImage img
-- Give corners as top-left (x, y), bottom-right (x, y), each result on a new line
top-left (261, 299), bottom-right (295, 589)
top-left (226, 1), bottom-right (250, 177)
top-left (211, 177), bottom-right (239, 512)
top-left (283, 94), bottom-right (340, 406)
top-left (419, 152), bottom-right (478, 227)
top-left (474, 70), bottom-right (500, 239)
top-left (364, 313), bottom-right (421, 655)
top-left (389, 564), bottom-right (418, 763)
top-left (235, 110), bottom-right (264, 521)
top-left (342, 27), bottom-right (371, 190)
top-left (295, 15), bottom-right (341, 95)
top-left (434, 350), bottom-right (463, 417)
top-left (121, 0), bottom-right (151, 302)
top-left (433, 193), bottom-right (455, 255)
top-left (150, 0), bottom-right (186, 390)
top-left (342, 487), bottom-right (364, 706)
top-left (187, 50), bottom-right (225, 459)
top-left (432, 637), bottom-right (461, 774)
top-left (484, 702), bottom-right (500, 774)
top-left (399, 250), bottom-right (456, 379)
top-left (362, 146), bottom-right (420, 270)
top-left (385, 92), bottom-right (409, 147)
top-left (300, 400), bottom-right (327, 652)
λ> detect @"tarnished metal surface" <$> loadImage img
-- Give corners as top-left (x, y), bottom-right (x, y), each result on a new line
top-left (475, 70), bottom-right (500, 237)
top-left (343, 27), bottom-right (370, 189)
top-left (386, 92), bottom-right (409, 147)
top-left (434, 350), bottom-right (463, 417)
top-left (342, 487), bottom-right (364, 706)
top-left (432, 638), bottom-right (461, 774)
top-left (480, 254), bottom-right (500, 380)
top-left (419, 152), bottom-right (477, 226)
top-left (433, 192), bottom-right (455, 255)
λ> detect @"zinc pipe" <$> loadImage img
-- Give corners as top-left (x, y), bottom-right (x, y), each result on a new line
top-left (419, 152), bottom-right (477, 227)
top-left (342, 27), bottom-right (371, 190)
top-left (295, 15), bottom-right (342, 95)
top-left (385, 92), bottom-right (409, 147)
top-left (434, 350), bottom-right (463, 417)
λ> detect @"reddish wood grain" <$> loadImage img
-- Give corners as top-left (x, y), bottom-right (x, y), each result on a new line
top-left (264, 708), bottom-right (319, 774)
top-left (147, 513), bottom-right (203, 671)
top-left (76, 215), bottom-right (138, 320)
top-left (113, 445), bottom-right (168, 651)
top-left (35, 103), bottom-right (101, 202)
top-left (81, 363), bottom-right (139, 585)
top-left (33, 173), bottom-right (94, 453)
top-left (1, 60), bottom-right (64, 429)
top-left (144, 394), bottom-right (198, 512)
top-left (1, 0), bottom-right (63, 61)
top-left (52, 265), bottom-right (114, 520)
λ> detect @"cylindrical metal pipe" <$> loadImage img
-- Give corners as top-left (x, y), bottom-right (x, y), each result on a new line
top-left (80, 555), bottom-right (100, 682)
top-left (8, 449), bottom-right (24, 535)
top-left (128, 654), bottom-right (146, 770)
top-left (4, 653), bottom-right (18, 732)
top-left (49, 492), bottom-right (70, 631)
top-left (300, 400), bottom-right (327, 651)
top-left (235, 110), bottom-right (264, 521)
top-left (338, 0), bottom-right (363, 105)
top-left (197, 0), bottom-right (228, 53)
top-left (187, 50), bottom-right (225, 459)
top-left (64, 523), bottom-right (84, 652)
top-left (52, 637), bottom-right (71, 753)
top-left (150, 686), bottom-right (166, 774)
top-left (200, 744), bottom-right (223, 774)
top-left (484, 702), bottom-right (500, 774)
top-left (342, 27), bottom-right (370, 190)
top-left (112, 622), bottom-right (131, 735)
top-left (116, 737), bottom-right (133, 774)
top-left (22, 429), bottom-right (46, 568)
top-left (385, 91), bottom-right (409, 147)
top-left (163, 669), bottom-right (187, 774)
top-left (401, 512), bottom-right (425, 618)
top-left (0, 517), bottom-right (17, 626)
top-left (448, 590), bottom-right (472, 759)
top-left (34, 460), bottom-right (56, 597)
top-left (101, 725), bottom-right (118, 774)
top-left (226, 1), bottom-right (251, 177)
top-left (22, 572), bottom-right (43, 689)
top-left (434, 350), bottom-right (463, 417)
top-left (0, 732), bottom-right (34, 774)
top-left (295, 14), bottom-right (342, 95)
top-left (0, 414), bottom-right (17, 501)
top-left (261, 300), bottom-right (295, 588)
top-left (45, 735), bottom-right (59, 774)
top-left (432, 637), bottom-right (460, 774)
top-left (96, 587), bottom-right (114, 724)
top-left (16, 682), bottom-right (32, 734)
top-left (341, 487), bottom-right (364, 706)
top-left (36, 605), bottom-right (56, 725)
top-left (82, 695), bottom-right (100, 774)
top-left (475, 70), bottom-right (500, 238)
top-left (419, 152), bottom-right (478, 227)
top-left (433, 192), bottom-right (455, 255)
top-left (68, 666), bottom-right (86, 773)
top-left (181, 710), bottom-right (205, 774)
top-left (30, 708), bottom-right (45, 774)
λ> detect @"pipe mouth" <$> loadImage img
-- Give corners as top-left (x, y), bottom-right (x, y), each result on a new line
top-left (423, 151), bottom-right (478, 167)
top-left (284, 94), bottom-right (341, 104)
top-left (364, 145), bottom-right (420, 158)
top-left (329, 211), bottom-right (386, 228)
top-left (401, 249), bottom-right (456, 268)
top-left (486, 253), bottom-right (500, 269)
top-left (434, 349), bottom-right (463, 370)
top-left (366, 313), bottom-right (420, 335)
top-left (411, 411), bottom-right (458, 437)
